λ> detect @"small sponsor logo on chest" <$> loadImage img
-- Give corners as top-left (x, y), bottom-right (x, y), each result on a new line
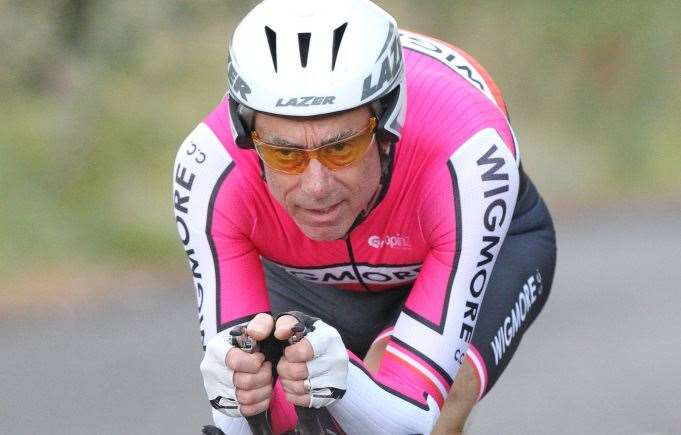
top-left (368, 234), bottom-right (412, 249)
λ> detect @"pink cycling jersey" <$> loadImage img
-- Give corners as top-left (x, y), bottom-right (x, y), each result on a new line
top-left (174, 31), bottom-right (520, 434)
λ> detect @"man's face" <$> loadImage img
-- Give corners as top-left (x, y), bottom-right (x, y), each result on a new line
top-left (254, 106), bottom-right (381, 241)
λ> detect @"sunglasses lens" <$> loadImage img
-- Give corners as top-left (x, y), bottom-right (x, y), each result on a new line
top-left (255, 144), bottom-right (307, 174)
top-left (252, 117), bottom-right (376, 174)
top-left (318, 131), bottom-right (373, 170)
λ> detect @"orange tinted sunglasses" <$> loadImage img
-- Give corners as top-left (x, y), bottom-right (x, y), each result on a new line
top-left (251, 117), bottom-right (377, 174)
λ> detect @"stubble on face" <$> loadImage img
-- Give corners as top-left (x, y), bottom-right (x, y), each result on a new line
top-left (254, 107), bottom-right (381, 241)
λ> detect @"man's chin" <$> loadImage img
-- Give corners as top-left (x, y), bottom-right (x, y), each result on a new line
top-left (297, 222), bottom-right (349, 241)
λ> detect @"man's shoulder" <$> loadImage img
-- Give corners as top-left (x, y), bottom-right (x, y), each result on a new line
top-left (175, 99), bottom-right (261, 177)
top-left (397, 31), bottom-right (517, 164)
top-left (400, 30), bottom-right (508, 117)
top-left (172, 100), bottom-right (265, 221)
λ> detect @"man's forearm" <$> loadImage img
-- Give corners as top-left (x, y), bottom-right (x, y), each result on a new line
top-left (431, 358), bottom-right (480, 435)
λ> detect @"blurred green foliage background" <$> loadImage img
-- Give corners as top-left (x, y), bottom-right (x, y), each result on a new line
top-left (2, 1), bottom-right (680, 294)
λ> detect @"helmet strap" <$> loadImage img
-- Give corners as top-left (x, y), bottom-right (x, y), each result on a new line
top-left (229, 97), bottom-right (256, 149)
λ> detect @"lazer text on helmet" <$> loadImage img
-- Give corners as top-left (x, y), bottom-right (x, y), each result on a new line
top-left (275, 96), bottom-right (336, 108)
top-left (228, 63), bottom-right (251, 102)
top-left (361, 28), bottom-right (403, 100)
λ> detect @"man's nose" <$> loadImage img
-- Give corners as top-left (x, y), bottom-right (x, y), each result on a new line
top-left (299, 158), bottom-right (333, 199)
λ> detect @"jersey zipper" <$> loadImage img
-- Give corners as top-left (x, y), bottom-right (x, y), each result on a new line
top-left (344, 235), bottom-right (372, 292)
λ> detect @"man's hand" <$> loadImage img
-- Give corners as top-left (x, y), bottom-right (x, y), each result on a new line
top-left (201, 313), bottom-right (274, 417)
top-left (274, 313), bottom-right (348, 408)
top-left (274, 315), bottom-right (314, 406)
top-left (228, 313), bottom-right (274, 416)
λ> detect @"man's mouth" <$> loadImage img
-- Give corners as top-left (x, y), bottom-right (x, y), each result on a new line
top-left (308, 203), bottom-right (340, 214)
top-left (298, 201), bottom-right (344, 224)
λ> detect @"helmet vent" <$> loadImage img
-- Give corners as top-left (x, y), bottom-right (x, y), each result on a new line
top-left (298, 33), bottom-right (311, 68)
top-left (264, 26), bottom-right (278, 72)
top-left (332, 23), bottom-right (348, 71)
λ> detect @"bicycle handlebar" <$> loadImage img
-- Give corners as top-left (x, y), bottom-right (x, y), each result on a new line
top-left (288, 323), bottom-right (326, 435)
top-left (230, 327), bottom-right (274, 435)
top-left (224, 321), bottom-right (329, 435)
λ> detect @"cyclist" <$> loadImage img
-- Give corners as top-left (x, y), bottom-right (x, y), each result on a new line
top-left (173, 0), bottom-right (556, 433)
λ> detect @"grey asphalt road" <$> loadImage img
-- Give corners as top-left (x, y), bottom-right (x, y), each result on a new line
top-left (2, 208), bottom-right (680, 434)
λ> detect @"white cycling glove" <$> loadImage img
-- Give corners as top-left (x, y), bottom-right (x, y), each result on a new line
top-left (200, 328), bottom-right (242, 417)
top-left (306, 319), bottom-right (349, 408)
top-left (281, 312), bottom-right (349, 408)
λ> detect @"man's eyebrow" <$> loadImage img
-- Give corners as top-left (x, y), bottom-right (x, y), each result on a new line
top-left (265, 129), bottom-right (358, 149)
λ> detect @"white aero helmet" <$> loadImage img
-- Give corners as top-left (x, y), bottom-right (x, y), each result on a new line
top-left (228, 0), bottom-right (406, 149)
